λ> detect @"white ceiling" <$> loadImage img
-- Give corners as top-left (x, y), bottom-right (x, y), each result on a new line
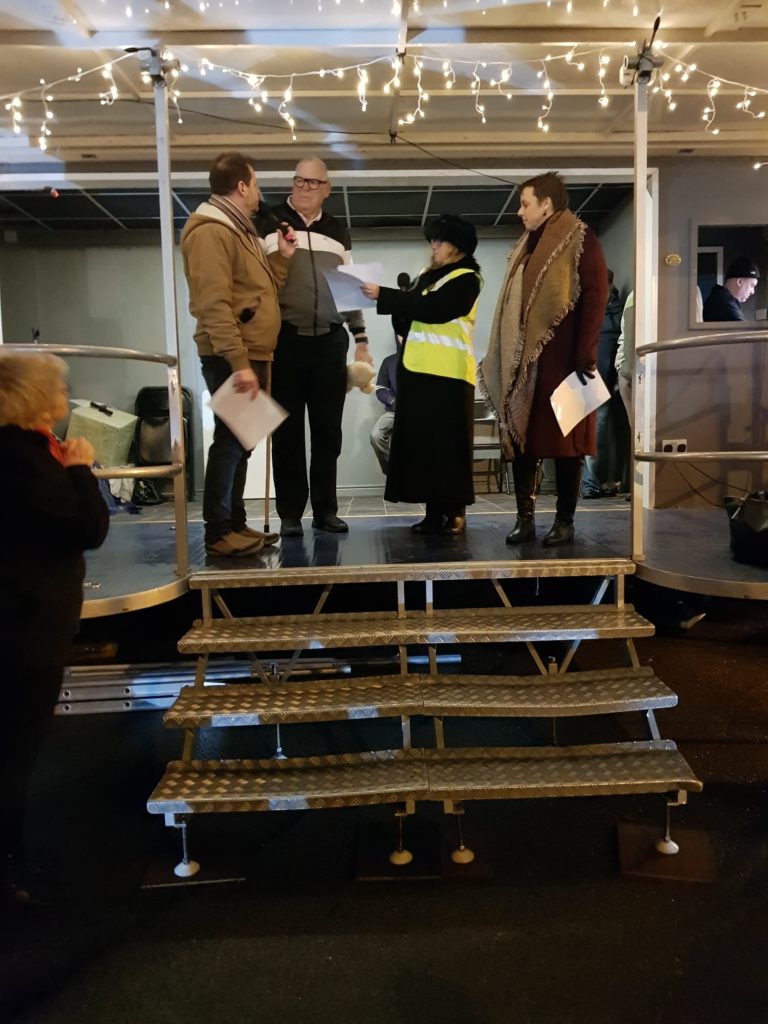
top-left (0, 0), bottom-right (767, 177)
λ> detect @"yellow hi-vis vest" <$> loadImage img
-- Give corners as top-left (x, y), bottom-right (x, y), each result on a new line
top-left (403, 267), bottom-right (480, 386)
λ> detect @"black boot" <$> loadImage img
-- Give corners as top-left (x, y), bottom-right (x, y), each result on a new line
top-left (506, 457), bottom-right (539, 545)
top-left (542, 518), bottom-right (575, 547)
top-left (506, 515), bottom-right (535, 544)
top-left (412, 502), bottom-right (444, 534)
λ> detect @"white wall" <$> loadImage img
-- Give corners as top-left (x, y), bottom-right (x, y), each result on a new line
top-left (0, 232), bottom-right (514, 496)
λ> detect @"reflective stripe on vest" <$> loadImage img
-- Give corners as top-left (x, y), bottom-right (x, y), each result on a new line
top-left (403, 267), bottom-right (480, 386)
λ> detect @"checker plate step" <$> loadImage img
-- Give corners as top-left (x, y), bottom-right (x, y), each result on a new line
top-left (147, 741), bottom-right (702, 815)
top-left (163, 667), bottom-right (676, 729)
top-left (178, 605), bottom-right (653, 654)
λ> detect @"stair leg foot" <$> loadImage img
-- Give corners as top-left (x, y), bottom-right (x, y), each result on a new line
top-left (450, 807), bottom-right (475, 865)
top-left (655, 837), bottom-right (680, 856)
top-left (389, 809), bottom-right (413, 867)
top-left (450, 846), bottom-right (475, 865)
top-left (174, 858), bottom-right (201, 878)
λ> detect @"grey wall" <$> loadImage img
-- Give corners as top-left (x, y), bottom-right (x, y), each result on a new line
top-left (0, 233), bottom-right (514, 496)
top-left (655, 158), bottom-right (768, 505)
top-left (597, 196), bottom-right (633, 302)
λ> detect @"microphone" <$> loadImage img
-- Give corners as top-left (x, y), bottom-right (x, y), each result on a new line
top-left (397, 272), bottom-right (411, 291)
top-left (256, 200), bottom-right (292, 238)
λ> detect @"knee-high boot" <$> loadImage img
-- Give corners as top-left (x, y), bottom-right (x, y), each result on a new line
top-left (542, 457), bottom-right (583, 547)
top-left (506, 458), bottom-right (540, 545)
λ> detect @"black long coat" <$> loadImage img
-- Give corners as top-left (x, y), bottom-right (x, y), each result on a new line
top-left (376, 257), bottom-right (481, 505)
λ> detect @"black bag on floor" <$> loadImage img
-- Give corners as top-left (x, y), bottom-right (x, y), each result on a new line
top-left (724, 491), bottom-right (768, 567)
top-left (133, 386), bottom-right (194, 500)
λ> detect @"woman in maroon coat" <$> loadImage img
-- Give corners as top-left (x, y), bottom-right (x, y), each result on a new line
top-left (478, 172), bottom-right (607, 546)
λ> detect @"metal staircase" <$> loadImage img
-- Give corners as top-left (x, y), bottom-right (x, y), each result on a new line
top-left (147, 558), bottom-right (702, 877)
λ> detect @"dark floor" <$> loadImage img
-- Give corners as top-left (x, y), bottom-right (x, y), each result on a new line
top-left (3, 583), bottom-right (768, 1022)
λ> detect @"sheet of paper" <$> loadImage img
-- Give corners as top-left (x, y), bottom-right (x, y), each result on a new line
top-left (323, 268), bottom-right (376, 312)
top-left (337, 262), bottom-right (385, 285)
top-left (550, 370), bottom-right (611, 437)
top-left (209, 376), bottom-right (288, 451)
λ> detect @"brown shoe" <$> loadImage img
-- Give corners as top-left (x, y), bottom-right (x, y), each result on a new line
top-left (238, 525), bottom-right (280, 547)
top-left (205, 531), bottom-right (264, 557)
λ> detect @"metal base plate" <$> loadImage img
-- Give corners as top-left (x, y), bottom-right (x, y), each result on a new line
top-left (617, 822), bottom-right (715, 882)
top-left (355, 821), bottom-right (442, 881)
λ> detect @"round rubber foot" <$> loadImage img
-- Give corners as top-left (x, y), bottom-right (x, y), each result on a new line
top-left (451, 846), bottom-right (475, 865)
top-left (174, 859), bottom-right (201, 878)
top-left (389, 848), bottom-right (414, 866)
top-left (655, 838), bottom-right (680, 856)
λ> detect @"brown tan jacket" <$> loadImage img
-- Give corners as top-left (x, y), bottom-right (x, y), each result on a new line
top-left (180, 202), bottom-right (289, 372)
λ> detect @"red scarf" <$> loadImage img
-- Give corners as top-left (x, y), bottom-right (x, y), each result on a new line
top-left (36, 428), bottom-right (64, 464)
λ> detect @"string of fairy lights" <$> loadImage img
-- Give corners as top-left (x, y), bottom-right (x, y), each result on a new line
top-left (2, 42), bottom-right (767, 168)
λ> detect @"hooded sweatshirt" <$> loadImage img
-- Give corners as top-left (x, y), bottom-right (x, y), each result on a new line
top-left (180, 201), bottom-right (290, 371)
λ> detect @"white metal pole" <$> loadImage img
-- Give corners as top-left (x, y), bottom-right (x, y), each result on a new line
top-left (153, 66), bottom-right (189, 578)
top-left (631, 75), bottom-right (649, 562)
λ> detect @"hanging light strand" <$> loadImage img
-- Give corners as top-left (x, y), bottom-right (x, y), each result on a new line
top-left (702, 78), bottom-right (720, 135)
top-left (399, 57), bottom-right (428, 125)
top-left (597, 52), bottom-right (610, 108)
top-left (536, 61), bottom-right (553, 132)
top-left (278, 74), bottom-right (297, 141)
top-left (470, 63), bottom-right (487, 123)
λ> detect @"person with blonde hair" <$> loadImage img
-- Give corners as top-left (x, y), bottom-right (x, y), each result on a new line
top-left (0, 351), bottom-right (109, 906)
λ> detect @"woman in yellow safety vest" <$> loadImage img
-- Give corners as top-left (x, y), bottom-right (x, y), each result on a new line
top-left (360, 214), bottom-right (482, 535)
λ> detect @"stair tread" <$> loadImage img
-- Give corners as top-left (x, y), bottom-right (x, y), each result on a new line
top-left (178, 605), bottom-right (654, 654)
top-left (147, 741), bottom-right (702, 814)
top-left (164, 668), bottom-right (675, 728)
top-left (189, 558), bottom-right (636, 590)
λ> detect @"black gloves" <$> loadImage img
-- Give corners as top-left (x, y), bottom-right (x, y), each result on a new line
top-left (575, 361), bottom-right (596, 386)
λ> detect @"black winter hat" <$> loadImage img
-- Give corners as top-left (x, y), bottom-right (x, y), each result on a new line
top-left (726, 256), bottom-right (760, 280)
top-left (424, 213), bottom-right (478, 256)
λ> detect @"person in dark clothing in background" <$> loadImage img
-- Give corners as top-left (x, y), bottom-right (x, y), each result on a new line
top-left (582, 269), bottom-right (626, 498)
top-left (0, 352), bottom-right (109, 906)
top-left (369, 333), bottom-right (401, 475)
top-left (703, 257), bottom-right (760, 321)
top-left (361, 214), bottom-right (483, 535)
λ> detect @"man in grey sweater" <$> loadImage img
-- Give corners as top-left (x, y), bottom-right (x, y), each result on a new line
top-left (259, 157), bottom-right (371, 536)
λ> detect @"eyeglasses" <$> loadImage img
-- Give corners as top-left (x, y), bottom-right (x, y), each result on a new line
top-left (293, 175), bottom-right (328, 191)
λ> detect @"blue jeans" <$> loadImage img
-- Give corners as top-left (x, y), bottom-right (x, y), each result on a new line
top-left (200, 356), bottom-right (267, 542)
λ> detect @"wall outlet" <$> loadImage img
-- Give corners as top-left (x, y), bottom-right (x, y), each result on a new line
top-left (661, 438), bottom-right (688, 453)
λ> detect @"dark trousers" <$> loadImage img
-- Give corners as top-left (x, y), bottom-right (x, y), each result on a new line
top-left (270, 325), bottom-right (348, 521)
top-left (200, 356), bottom-right (268, 543)
top-left (1, 665), bottom-right (62, 864)
top-left (513, 454), bottom-right (583, 523)
top-left (1, 589), bottom-right (80, 867)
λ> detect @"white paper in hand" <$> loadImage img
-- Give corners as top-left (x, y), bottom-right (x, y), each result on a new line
top-left (209, 376), bottom-right (288, 451)
top-left (322, 261), bottom-right (385, 313)
top-left (550, 371), bottom-right (611, 437)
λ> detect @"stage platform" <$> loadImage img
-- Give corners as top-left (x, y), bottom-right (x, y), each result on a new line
top-left (80, 494), bottom-right (766, 617)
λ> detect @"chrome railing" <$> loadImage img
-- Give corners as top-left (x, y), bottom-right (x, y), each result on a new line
top-left (632, 328), bottom-right (767, 561)
top-left (1, 343), bottom-right (188, 577)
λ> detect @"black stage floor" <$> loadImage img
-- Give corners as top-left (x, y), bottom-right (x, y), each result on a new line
top-left (82, 495), bottom-right (766, 616)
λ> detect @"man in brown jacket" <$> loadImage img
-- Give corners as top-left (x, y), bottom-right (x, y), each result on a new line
top-left (181, 151), bottom-right (296, 556)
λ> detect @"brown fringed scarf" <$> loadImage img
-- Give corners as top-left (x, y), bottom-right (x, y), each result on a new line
top-left (478, 209), bottom-right (586, 455)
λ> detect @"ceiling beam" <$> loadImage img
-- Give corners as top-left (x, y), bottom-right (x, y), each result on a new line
top-left (2, 26), bottom-right (768, 48)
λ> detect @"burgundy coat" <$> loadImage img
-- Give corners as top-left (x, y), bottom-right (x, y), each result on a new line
top-left (523, 228), bottom-right (607, 460)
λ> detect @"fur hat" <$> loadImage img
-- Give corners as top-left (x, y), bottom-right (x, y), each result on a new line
top-left (726, 257), bottom-right (760, 280)
top-left (424, 214), bottom-right (478, 257)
